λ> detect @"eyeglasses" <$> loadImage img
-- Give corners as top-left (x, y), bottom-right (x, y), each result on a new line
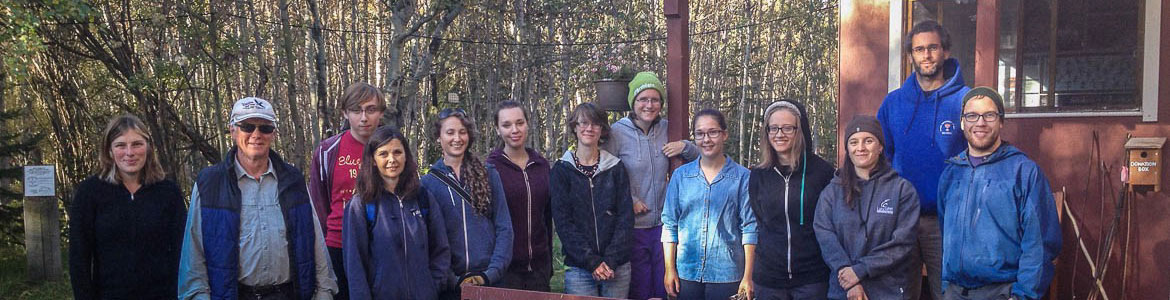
top-left (438, 108), bottom-right (466, 119)
top-left (575, 121), bottom-right (601, 129)
top-left (236, 123), bottom-right (276, 134)
top-left (346, 106), bottom-right (385, 115)
top-left (693, 130), bottom-right (725, 140)
top-left (634, 97), bottom-right (659, 104)
top-left (912, 44), bottom-right (942, 55)
top-left (767, 125), bottom-right (799, 136)
top-left (962, 112), bottom-right (1001, 123)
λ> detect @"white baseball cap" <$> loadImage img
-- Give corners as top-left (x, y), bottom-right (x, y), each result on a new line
top-left (229, 97), bottom-right (278, 126)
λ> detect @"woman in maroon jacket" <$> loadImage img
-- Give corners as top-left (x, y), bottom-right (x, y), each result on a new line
top-left (486, 101), bottom-right (554, 291)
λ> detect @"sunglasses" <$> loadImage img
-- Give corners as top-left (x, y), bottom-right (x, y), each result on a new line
top-left (438, 108), bottom-right (467, 119)
top-left (236, 123), bottom-right (276, 134)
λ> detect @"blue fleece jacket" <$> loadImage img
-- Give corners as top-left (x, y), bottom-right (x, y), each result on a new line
top-left (343, 190), bottom-right (450, 300)
top-left (938, 144), bottom-right (1062, 300)
top-left (877, 58), bottom-right (970, 215)
top-left (420, 159), bottom-right (513, 289)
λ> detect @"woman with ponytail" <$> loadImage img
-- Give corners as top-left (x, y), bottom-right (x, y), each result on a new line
top-left (747, 99), bottom-right (836, 299)
top-left (813, 115), bottom-right (919, 300)
top-left (420, 108), bottom-right (514, 300)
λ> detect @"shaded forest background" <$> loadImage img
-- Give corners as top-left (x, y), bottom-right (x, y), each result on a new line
top-left (0, 0), bottom-right (838, 246)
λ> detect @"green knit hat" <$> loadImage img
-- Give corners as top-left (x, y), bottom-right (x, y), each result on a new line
top-left (628, 71), bottom-right (667, 108)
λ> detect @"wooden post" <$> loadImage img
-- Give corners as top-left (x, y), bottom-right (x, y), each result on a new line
top-left (23, 165), bottom-right (62, 281)
top-left (664, 0), bottom-right (690, 170)
top-left (973, 0), bottom-right (1000, 87)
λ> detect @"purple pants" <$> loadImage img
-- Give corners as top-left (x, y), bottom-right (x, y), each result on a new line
top-left (629, 226), bottom-right (667, 300)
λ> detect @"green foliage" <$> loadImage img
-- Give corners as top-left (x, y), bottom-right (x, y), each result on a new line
top-left (0, 245), bottom-right (72, 300)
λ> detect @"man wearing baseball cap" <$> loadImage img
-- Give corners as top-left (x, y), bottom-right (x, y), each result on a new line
top-left (937, 88), bottom-right (1061, 300)
top-left (180, 97), bottom-right (338, 299)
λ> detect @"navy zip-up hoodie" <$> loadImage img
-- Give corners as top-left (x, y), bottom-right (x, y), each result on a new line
top-left (420, 158), bottom-right (514, 289)
top-left (343, 190), bottom-right (450, 300)
top-left (877, 58), bottom-right (970, 215)
top-left (748, 99), bottom-right (836, 289)
top-left (486, 147), bottom-right (553, 275)
top-left (814, 165), bottom-right (920, 300)
top-left (550, 150), bottom-right (634, 271)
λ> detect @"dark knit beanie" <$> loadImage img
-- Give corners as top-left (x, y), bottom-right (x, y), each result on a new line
top-left (962, 86), bottom-right (1006, 115)
top-left (844, 115), bottom-right (884, 146)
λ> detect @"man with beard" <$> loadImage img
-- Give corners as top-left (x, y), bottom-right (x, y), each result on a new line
top-left (876, 20), bottom-right (969, 300)
top-left (937, 87), bottom-right (1061, 300)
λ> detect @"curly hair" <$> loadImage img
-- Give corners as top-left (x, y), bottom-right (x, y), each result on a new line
top-left (433, 109), bottom-right (494, 218)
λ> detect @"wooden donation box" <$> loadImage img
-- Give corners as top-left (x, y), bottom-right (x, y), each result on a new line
top-left (1125, 137), bottom-right (1166, 191)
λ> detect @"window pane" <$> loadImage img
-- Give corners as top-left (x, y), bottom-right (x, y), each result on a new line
top-left (999, 0), bottom-right (1142, 113)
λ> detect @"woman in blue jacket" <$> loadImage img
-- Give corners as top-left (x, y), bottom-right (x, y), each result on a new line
top-left (344, 126), bottom-right (451, 300)
top-left (421, 108), bottom-right (514, 299)
top-left (813, 116), bottom-right (919, 300)
top-left (661, 109), bottom-right (757, 300)
top-left (551, 103), bottom-right (635, 298)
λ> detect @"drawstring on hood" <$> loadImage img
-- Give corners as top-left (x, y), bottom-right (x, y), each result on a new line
top-left (904, 58), bottom-right (962, 149)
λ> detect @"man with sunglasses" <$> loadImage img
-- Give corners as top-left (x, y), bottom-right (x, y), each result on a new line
top-left (876, 20), bottom-right (970, 300)
top-left (180, 97), bottom-right (338, 300)
top-left (308, 83), bottom-right (387, 300)
top-left (936, 88), bottom-right (1061, 300)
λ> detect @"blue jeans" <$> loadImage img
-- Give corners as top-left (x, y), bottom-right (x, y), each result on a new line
top-left (755, 281), bottom-right (828, 300)
top-left (564, 263), bottom-right (632, 298)
top-left (679, 280), bottom-right (740, 300)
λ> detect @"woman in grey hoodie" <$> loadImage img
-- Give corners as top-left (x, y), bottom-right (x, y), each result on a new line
top-left (813, 115), bottom-right (920, 300)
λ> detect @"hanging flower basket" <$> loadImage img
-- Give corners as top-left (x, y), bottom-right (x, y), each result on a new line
top-left (594, 78), bottom-right (631, 111)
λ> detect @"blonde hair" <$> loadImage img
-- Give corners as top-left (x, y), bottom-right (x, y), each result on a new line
top-left (99, 114), bottom-right (166, 185)
top-left (756, 101), bottom-right (805, 169)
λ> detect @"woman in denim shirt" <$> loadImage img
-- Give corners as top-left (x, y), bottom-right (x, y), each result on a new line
top-left (662, 109), bottom-right (758, 300)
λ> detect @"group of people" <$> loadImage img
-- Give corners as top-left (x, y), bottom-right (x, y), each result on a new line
top-left (67, 20), bottom-right (1061, 300)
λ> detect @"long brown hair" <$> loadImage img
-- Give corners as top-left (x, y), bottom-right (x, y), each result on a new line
top-left (756, 101), bottom-right (805, 170)
top-left (356, 126), bottom-right (420, 203)
top-left (432, 109), bottom-right (493, 217)
top-left (99, 114), bottom-right (166, 185)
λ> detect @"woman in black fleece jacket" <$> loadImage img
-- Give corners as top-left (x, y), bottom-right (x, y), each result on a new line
top-left (69, 114), bottom-right (187, 299)
top-left (748, 100), bottom-right (835, 299)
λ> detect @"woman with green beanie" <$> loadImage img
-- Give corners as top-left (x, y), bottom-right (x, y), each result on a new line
top-left (602, 71), bottom-right (698, 300)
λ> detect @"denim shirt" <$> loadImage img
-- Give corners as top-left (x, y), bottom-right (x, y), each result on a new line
top-left (661, 156), bottom-right (757, 283)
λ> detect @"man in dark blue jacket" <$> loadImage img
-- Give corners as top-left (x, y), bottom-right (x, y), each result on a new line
top-left (938, 87), bottom-right (1061, 300)
top-left (179, 97), bottom-right (337, 300)
top-left (877, 20), bottom-right (970, 300)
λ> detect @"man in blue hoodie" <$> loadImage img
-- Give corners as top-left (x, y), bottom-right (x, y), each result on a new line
top-left (876, 19), bottom-right (970, 300)
top-left (938, 87), bottom-right (1061, 300)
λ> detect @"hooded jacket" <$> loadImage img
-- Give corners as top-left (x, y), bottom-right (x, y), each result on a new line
top-left (603, 117), bottom-right (698, 228)
top-left (486, 147), bottom-right (553, 275)
top-left (343, 189), bottom-right (450, 300)
top-left (308, 132), bottom-right (347, 248)
top-left (938, 144), bottom-right (1062, 300)
top-left (877, 58), bottom-right (970, 215)
top-left (420, 159), bottom-right (514, 288)
top-left (814, 165), bottom-right (920, 300)
top-left (550, 149), bottom-right (635, 271)
top-left (748, 99), bottom-right (836, 289)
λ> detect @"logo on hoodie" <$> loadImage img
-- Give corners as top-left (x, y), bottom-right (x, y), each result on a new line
top-left (876, 199), bottom-right (894, 215)
top-left (939, 120), bottom-right (955, 135)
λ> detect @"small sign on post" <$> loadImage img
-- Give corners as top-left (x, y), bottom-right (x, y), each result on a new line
top-left (23, 165), bottom-right (62, 281)
top-left (23, 165), bottom-right (55, 197)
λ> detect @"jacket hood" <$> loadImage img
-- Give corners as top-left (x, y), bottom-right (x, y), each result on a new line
top-left (946, 142), bottom-right (1025, 167)
top-left (487, 147), bottom-right (549, 171)
top-left (613, 116), bottom-right (663, 134)
top-left (775, 99), bottom-right (817, 156)
top-left (830, 162), bottom-right (897, 185)
top-left (904, 57), bottom-right (966, 99)
top-left (558, 149), bottom-right (620, 174)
